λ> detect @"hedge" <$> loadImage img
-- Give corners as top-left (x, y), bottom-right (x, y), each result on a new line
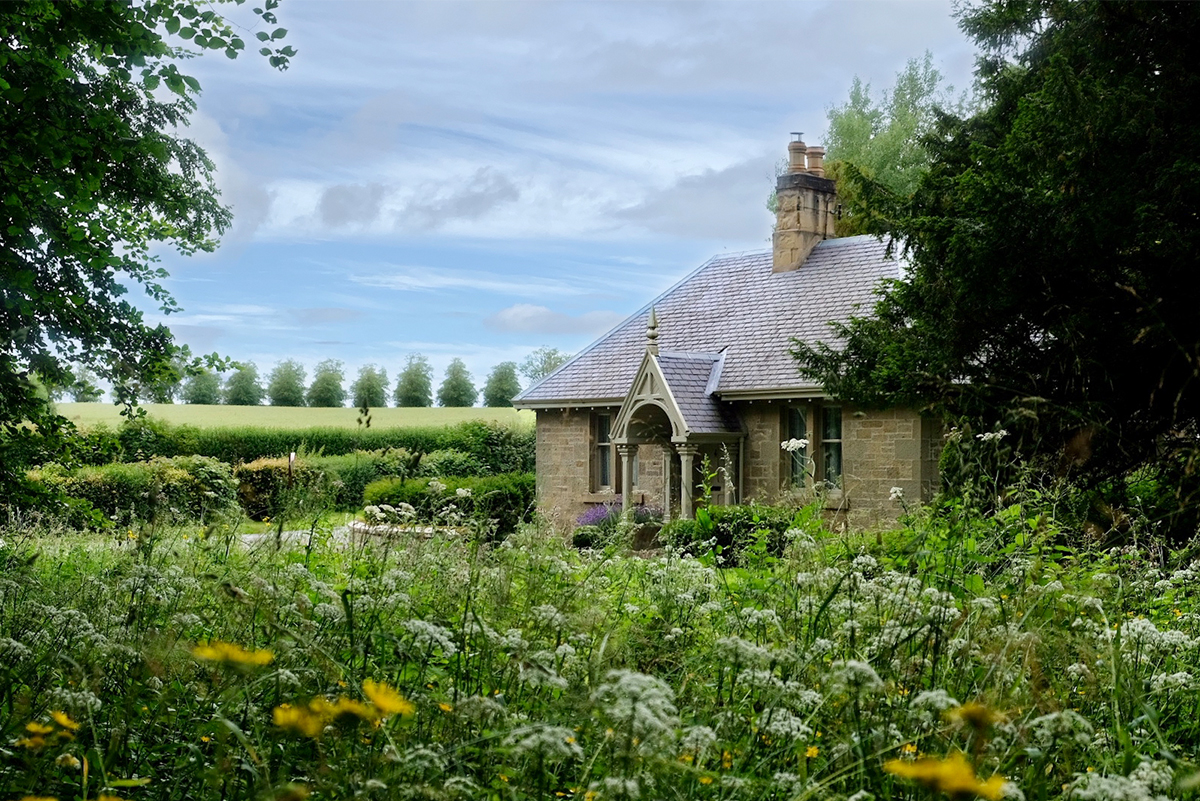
top-left (28, 456), bottom-right (239, 527)
top-left (75, 418), bottom-right (534, 474)
top-left (364, 473), bottom-right (536, 538)
top-left (233, 449), bottom-right (421, 519)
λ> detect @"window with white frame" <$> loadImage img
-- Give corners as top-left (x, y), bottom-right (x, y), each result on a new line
top-left (821, 406), bottom-right (843, 489)
top-left (593, 413), bottom-right (613, 491)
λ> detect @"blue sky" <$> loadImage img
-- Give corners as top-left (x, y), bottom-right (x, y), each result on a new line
top-left (141, 0), bottom-right (976, 400)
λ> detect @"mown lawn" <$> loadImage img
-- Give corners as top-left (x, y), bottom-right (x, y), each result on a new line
top-left (1, 502), bottom-right (1197, 801)
top-left (54, 402), bottom-right (534, 430)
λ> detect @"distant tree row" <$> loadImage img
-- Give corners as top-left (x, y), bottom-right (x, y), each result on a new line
top-left (131, 347), bottom-right (572, 408)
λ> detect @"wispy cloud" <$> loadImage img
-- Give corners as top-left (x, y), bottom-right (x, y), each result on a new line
top-left (350, 266), bottom-right (584, 297)
top-left (485, 303), bottom-right (624, 336)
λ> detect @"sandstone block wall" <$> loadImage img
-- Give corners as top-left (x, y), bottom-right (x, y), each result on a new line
top-left (534, 408), bottom-right (595, 531)
top-left (842, 407), bottom-right (940, 527)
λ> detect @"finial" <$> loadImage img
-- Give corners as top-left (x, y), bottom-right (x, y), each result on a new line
top-left (646, 307), bottom-right (659, 355)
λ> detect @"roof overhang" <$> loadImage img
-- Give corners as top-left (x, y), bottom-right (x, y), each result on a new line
top-left (715, 386), bottom-right (827, 402)
top-left (513, 397), bottom-right (623, 410)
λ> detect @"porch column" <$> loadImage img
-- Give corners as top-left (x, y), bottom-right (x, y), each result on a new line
top-left (616, 444), bottom-right (637, 514)
top-left (676, 443), bottom-right (700, 520)
top-left (662, 451), bottom-right (673, 523)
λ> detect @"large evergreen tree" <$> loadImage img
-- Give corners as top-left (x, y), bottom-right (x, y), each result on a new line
top-left (437, 358), bottom-right (478, 408)
top-left (224, 362), bottom-right (264, 406)
top-left (483, 362), bottom-right (521, 407)
top-left (306, 359), bottom-right (346, 408)
top-left (794, 1), bottom-right (1200, 513)
top-left (394, 354), bottom-right (433, 407)
top-left (351, 364), bottom-right (388, 409)
top-left (267, 359), bottom-right (307, 407)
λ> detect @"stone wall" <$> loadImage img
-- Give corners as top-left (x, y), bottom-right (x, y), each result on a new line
top-left (740, 402), bottom-right (785, 501)
top-left (533, 408), bottom-right (595, 531)
top-left (842, 407), bottom-right (940, 527)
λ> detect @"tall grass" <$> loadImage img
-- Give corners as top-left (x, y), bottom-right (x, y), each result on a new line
top-left (1, 494), bottom-right (1198, 801)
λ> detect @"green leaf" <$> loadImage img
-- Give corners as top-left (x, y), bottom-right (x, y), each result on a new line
top-left (271, 27), bottom-right (287, 39)
top-left (165, 16), bottom-right (180, 34)
top-left (259, 47), bottom-right (271, 56)
top-left (178, 26), bottom-right (195, 39)
top-left (183, 76), bottom-right (201, 92)
top-left (255, 31), bottom-right (269, 41)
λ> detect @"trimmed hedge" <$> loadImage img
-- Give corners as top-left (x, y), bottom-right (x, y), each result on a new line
top-left (417, 449), bottom-right (486, 478)
top-left (28, 456), bottom-right (239, 526)
top-left (364, 473), bottom-right (536, 538)
top-left (75, 418), bottom-right (534, 474)
top-left (659, 504), bottom-right (807, 563)
top-left (233, 449), bottom-right (421, 519)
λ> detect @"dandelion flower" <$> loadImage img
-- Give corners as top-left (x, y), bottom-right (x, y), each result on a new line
top-left (699, 777), bottom-right (713, 785)
top-left (51, 711), bottom-right (80, 730)
top-left (362, 680), bottom-right (414, 719)
top-left (884, 751), bottom-right (1006, 800)
top-left (806, 745), bottom-right (820, 758)
top-left (273, 703), bottom-right (325, 738)
top-left (20, 797), bottom-right (58, 801)
top-left (191, 641), bottom-right (273, 667)
top-left (25, 721), bottom-right (54, 735)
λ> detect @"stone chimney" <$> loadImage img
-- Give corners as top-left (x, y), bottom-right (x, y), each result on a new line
top-left (772, 133), bottom-right (837, 273)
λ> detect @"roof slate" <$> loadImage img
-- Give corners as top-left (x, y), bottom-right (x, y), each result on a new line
top-left (655, 352), bottom-right (740, 435)
top-left (515, 235), bottom-right (899, 404)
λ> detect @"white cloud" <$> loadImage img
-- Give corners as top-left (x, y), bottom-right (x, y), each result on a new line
top-left (485, 303), bottom-right (625, 336)
top-left (349, 266), bottom-right (585, 298)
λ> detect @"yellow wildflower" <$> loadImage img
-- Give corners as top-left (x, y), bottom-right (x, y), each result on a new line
top-left (56, 753), bottom-right (82, 769)
top-left (191, 641), bottom-right (273, 667)
top-left (26, 721), bottom-right (55, 735)
top-left (273, 703), bottom-right (325, 739)
top-left (97, 795), bottom-right (128, 801)
top-left (699, 777), bottom-right (713, 785)
top-left (884, 751), bottom-right (1006, 800)
top-left (51, 711), bottom-right (80, 731)
top-left (314, 696), bottom-right (377, 725)
top-left (20, 797), bottom-right (58, 801)
top-left (439, 702), bottom-right (454, 713)
top-left (903, 743), bottom-right (919, 755)
top-left (806, 745), bottom-right (820, 758)
top-left (16, 736), bottom-right (46, 750)
top-left (947, 702), bottom-right (997, 731)
top-left (362, 679), bottom-right (415, 718)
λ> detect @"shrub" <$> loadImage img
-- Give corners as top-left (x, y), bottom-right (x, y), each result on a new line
top-left (659, 503), bottom-right (806, 564)
top-left (417, 449), bottom-right (486, 478)
top-left (232, 449), bottom-right (419, 518)
top-left (28, 456), bottom-right (238, 526)
top-left (363, 472), bottom-right (535, 538)
top-left (572, 502), bottom-right (663, 548)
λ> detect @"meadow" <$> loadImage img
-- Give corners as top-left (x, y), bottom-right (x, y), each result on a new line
top-left (54, 403), bottom-right (534, 431)
top-left (2, 493), bottom-right (1197, 801)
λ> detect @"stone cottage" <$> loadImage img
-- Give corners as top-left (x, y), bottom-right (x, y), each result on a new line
top-left (513, 135), bottom-right (941, 528)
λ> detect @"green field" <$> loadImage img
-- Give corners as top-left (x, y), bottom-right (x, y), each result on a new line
top-left (55, 402), bottom-right (534, 430)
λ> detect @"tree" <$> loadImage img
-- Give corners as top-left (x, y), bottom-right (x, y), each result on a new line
top-left (224, 362), bottom-right (264, 406)
top-left (0, 1), bottom-right (292, 500)
top-left (267, 359), bottom-right (307, 407)
top-left (394, 354), bottom-right (433, 407)
top-left (68, 364), bottom-right (103, 403)
top-left (437, 359), bottom-right (478, 407)
top-left (520, 348), bottom-right (570, 384)
top-left (307, 359), bottom-right (346, 408)
top-left (483, 362), bottom-right (521, 407)
top-left (182, 369), bottom-right (221, 405)
top-left (793, 1), bottom-right (1200, 521)
top-left (351, 364), bottom-right (389, 409)
top-left (145, 344), bottom-right (193, 403)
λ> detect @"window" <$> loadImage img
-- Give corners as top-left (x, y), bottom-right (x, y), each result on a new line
top-left (786, 407), bottom-right (809, 487)
top-left (821, 406), bottom-right (843, 489)
top-left (594, 413), bottom-right (613, 490)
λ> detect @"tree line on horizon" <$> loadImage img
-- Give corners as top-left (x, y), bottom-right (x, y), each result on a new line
top-left (53, 347), bottom-right (572, 409)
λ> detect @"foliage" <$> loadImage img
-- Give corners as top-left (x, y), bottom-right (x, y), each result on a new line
top-left (520, 347), bottom-right (571, 384)
top-left (0, 0), bottom-right (290, 506)
top-left (483, 361), bottom-right (521, 407)
top-left (233, 449), bottom-right (420, 518)
top-left (223, 361), bottom-right (264, 406)
top-left (363, 472), bottom-right (536, 537)
top-left (3, 489), bottom-right (1200, 800)
top-left (351, 364), bottom-right (389, 409)
top-left (572, 502), bottom-right (663, 549)
top-left (437, 358), bottom-right (478, 408)
top-left (144, 344), bottom-right (194, 403)
top-left (417, 448), bottom-right (487, 478)
top-left (181, 369), bottom-right (222, 405)
top-left (267, 359), bottom-right (307, 407)
top-left (793, 1), bottom-right (1200, 536)
top-left (306, 358), bottom-right (346, 408)
top-left (823, 51), bottom-right (963, 234)
top-left (27, 455), bottom-right (238, 526)
top-left (394, 353), bottom-right (434, 408)
top-left (660, 503), bottom-right (814, 566)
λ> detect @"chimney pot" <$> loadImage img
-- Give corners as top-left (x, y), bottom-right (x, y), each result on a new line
top-left (787, 133), bottom-right (807, 174)
top-left (805, 146), bottom-right (826, 177)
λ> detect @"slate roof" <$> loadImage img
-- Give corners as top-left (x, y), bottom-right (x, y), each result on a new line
top-left (514, 235), bottom-right (900, 405)
top-left (655, 352), bottom-right (740, 435)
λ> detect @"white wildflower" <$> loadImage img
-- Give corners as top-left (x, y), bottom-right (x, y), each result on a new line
top-left (827, 660), bottom-right (884, 695)
top-left (402, 619), bottom-right (458, 656)
top-left (781, 438), bottom-right (809, 453)
top-left (456, 487), bottom-right (472, 498)
top-left (504, 724), bottom-right (582, 761)
top-left (1028, 710), bottom-right (1094, 749)
top-left (592, 670), bottom-right (679, 747)
top-left (889, 486), bottom-right (905, 501)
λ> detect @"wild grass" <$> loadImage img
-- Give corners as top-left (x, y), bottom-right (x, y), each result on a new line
top-left (1, 495), bottom-right (1198, 801)
top-left (54, 403), bottom-right (534, 431)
